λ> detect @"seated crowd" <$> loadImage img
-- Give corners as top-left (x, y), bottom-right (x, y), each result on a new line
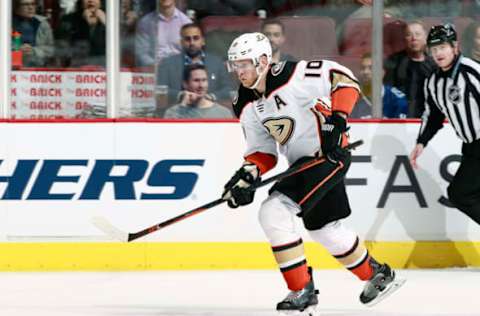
top-left (11, 0), bottom-right (480, 118)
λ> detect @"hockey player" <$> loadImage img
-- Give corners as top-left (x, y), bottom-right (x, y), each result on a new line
top-left (222, 33), bottom-right (404, 315)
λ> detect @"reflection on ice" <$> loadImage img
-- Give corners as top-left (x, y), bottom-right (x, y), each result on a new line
top-left (0, 270), bottom-right (479, 316)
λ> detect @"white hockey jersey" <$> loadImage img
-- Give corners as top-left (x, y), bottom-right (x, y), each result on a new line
top-left (233, 60), bottom-right (360, 165)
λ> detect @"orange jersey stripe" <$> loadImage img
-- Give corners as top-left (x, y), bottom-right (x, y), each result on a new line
top-left (331, 87), bottom-right (359, 116)
top-left (245, 152), bottom-right (277, 175)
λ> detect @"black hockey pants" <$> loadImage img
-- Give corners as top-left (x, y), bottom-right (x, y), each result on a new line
top-left (447, 139), bottom-right (480, 225)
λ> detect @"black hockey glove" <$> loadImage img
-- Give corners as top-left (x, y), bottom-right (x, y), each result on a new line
top-left (222, 162), bottom-right (261, 209)
top-left (321, 112), bottom-right (349, 163)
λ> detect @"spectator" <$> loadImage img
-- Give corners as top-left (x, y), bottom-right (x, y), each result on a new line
top-left (384, 20), bottom-right (436, 118)
top-left (352, 53), bottom-right (408, 119)
top-left (135, 0), bottom-right (156, 15)
top-left (12, 0), bottom-right (54, 67)
top-left (163, 64), bottom-right (234, 118)
top-left (56, 0), bottom-right (106, 66)
top-left (261, 19), bottom-right (297, 63)
top-left (121, 0), bottom-right (139, 35)
top-left (156, 23), bottom-right (233, 105)
top-left (462, 21), bottom-right (480, 63)
top-left (135, 0), bottom-right (192, 67)
top-left (121, 0), bottom-right (139, 67)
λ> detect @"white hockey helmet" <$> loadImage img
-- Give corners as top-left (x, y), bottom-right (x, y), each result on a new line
top-left (227, 32), bottom-right (272, 72)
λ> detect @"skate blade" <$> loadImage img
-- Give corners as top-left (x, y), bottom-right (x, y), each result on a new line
top-left (364, 278), bottom-right (406, 307)
top-left (278, 304), bottom-right (318, 316)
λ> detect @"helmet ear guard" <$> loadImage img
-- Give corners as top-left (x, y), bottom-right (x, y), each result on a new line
top-left (427, 23), bottom-right (457, 47)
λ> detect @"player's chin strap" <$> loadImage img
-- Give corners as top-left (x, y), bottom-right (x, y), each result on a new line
top-left (247, 63), bottom-right (270, 90)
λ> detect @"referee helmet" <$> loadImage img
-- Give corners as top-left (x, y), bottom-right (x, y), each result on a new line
top-left (427, 24), bottom-right (457, 47)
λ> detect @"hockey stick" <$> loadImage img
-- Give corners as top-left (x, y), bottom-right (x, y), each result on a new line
top-left (92, 139), bottom-right (363, 242)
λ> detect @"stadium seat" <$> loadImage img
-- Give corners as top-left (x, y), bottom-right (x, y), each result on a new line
top-left (277, 16), bottom-right (338, 60)
top-left (202, 16), bottom-right (262, 59)
top-left (340, 18), bottom-right (407, 57)
top-left (419, 17), bottom-right (443, 32)
top-left (452, 16), bottom-right (474, 45)
top-left (201, 16), bottom-right (262, 34)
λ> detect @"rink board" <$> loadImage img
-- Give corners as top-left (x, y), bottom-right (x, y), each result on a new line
top-left (0, 121), bottom-right (479, 270)
top-left (2, 241), bottom-right (480, 271)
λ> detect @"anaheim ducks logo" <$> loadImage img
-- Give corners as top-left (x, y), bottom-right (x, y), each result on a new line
top-left (256, 33), bottom-right (266, 41)
top-left (263, 117), bottom-right (295, 145)
top-left (271, 61), bottom-right (286, 76)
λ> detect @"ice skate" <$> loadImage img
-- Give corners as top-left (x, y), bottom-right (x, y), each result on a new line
top-left (277, 268), bottom-right (319, 316)
top-left (360, 260), bottom-right (405, 307)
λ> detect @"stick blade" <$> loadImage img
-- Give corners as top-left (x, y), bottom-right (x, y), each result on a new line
top-left (91, 216), bottom-right (129, 242)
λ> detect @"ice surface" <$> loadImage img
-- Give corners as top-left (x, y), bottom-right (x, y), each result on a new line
top-left (0, 269), bottom-right (479, 316)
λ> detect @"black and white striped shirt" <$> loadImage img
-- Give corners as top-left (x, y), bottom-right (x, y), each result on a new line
top-left (418, 55), bottom-right (480, 146)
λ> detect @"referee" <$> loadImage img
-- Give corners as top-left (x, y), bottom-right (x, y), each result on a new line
top-left (410, 24), bottom-right (480, 225)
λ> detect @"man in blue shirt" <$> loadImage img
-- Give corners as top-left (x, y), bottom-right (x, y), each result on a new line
top-left (351, 53), bottom-right (408, 119)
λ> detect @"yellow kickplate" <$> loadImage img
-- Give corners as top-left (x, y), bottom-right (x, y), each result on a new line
top-left (1, 241), bottom-right (480, 271)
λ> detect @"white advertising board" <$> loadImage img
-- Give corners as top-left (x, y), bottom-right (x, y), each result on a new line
top-left (0, 122), bottom-right (478, 242)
